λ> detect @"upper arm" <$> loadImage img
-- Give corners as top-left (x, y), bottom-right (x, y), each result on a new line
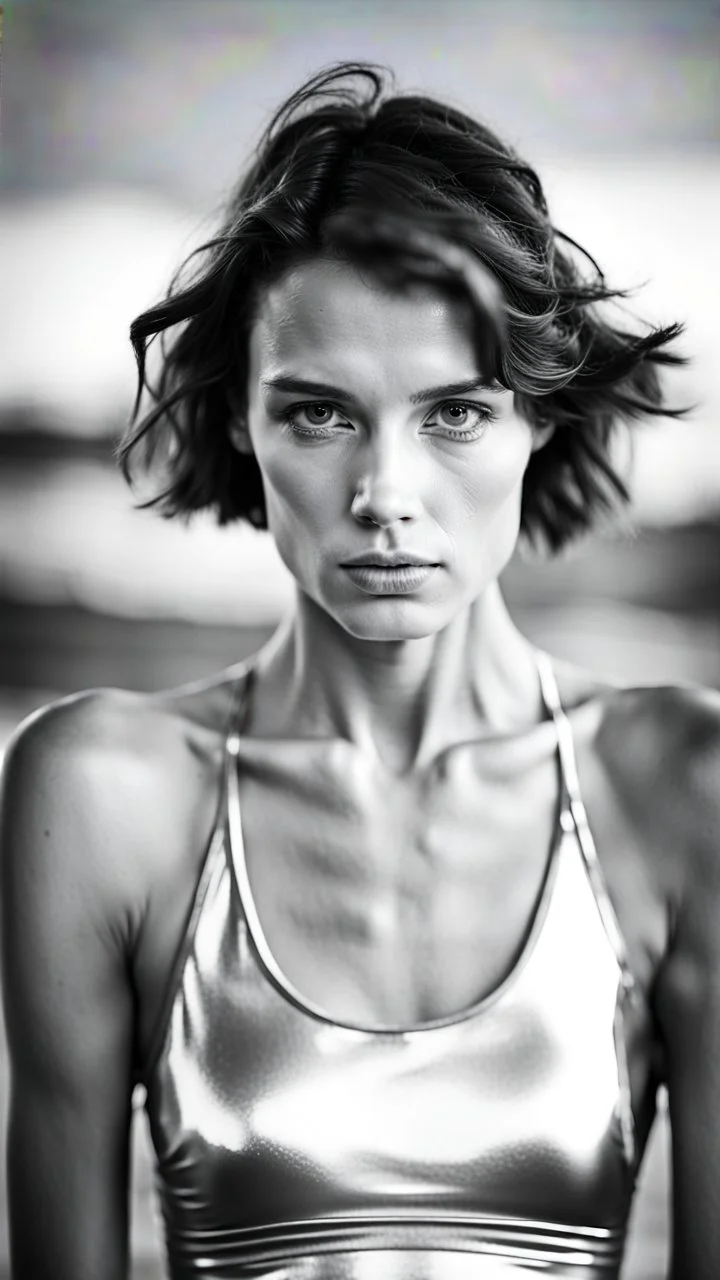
top-left (0, 695), bottom-right (140, 1280)
top-left (651, 688), bottom-right (720, 1279)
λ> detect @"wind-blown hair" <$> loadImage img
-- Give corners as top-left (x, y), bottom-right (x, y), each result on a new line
top-left (120, 62), bottom-right (687, 551)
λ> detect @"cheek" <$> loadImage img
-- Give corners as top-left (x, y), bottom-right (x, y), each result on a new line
top-left (456, 419), bottom-right (533, 521)
top-left (255, 443), bottom-right (337, 560)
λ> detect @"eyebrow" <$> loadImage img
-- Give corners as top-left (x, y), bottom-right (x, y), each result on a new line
top-left (261, 375), bottom-right (500, 405)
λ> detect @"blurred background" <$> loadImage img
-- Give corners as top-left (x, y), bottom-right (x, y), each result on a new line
top-left (1, 0), bottom-right (718, 1275)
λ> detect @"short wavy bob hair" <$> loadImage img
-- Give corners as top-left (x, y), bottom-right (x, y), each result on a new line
top-left (120, 61), bottom-right (687, 552)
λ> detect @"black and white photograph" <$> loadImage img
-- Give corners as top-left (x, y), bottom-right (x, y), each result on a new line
top-left (0, 3), bottom-right (718, 1277)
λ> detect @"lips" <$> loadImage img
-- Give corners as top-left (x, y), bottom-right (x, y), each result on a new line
top-left (340, 552), bottom-right (438, 568)
top-left (342, 562), bottom-right (438, 595)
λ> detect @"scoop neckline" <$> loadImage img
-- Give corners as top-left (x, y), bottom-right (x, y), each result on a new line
top-left (225, 655), bottom-right (570, 1037)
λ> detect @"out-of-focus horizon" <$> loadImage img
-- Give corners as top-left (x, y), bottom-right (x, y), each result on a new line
top-left (0, 2), bottom-right (718, 1276)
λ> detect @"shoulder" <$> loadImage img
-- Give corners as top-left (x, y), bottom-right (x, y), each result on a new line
top-left (574, 678), bottom-right (720, 968)
top-left (596, 679), bottom-right (720, 765)
top-left (555, 662), bottom-right (720, 922)
top-left (622, 683), bottom-right (720, 947)
top-left (2, 672), bottom-right (241, 794)
top-left (0, 676), bottom-right (239, 918)
top-left (4, 685), bottom-right (163, 776)
top-left (2, 684), bottom-right (203, 819)
top-left (557, 656), bottom-right (720, 774)
top-left (594, 681), bottom-right (720, 874)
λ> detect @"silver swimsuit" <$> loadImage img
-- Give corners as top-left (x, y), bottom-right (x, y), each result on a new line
top-left (142, 653), bottom-right (655, 1278)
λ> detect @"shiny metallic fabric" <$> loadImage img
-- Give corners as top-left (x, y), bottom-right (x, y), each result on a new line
top-left (143, 655), bottom-right (646, 1278)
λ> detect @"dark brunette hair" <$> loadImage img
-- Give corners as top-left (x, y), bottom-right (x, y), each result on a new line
top-left (119, 62), bottom-right (687, 551)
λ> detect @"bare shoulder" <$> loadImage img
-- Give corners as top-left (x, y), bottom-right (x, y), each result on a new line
top-left (595, 677), bottom-right (720, 765)
top-left (559, 663), bottom-right (720, 923)
top-left (0, 672), bottom-right (241, 916)
top-left (614, 682), bottom-right (720, 960)
top-left (596, 679), bottom-right (720, 876)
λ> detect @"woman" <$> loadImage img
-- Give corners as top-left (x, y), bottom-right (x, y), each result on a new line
top-left (2, 62), bottom-right (719, 1280)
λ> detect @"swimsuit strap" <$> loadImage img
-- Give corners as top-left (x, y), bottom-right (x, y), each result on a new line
top-left (536, 650), bottom-right (637, 1166)
top-left (535, 650), bottom-right (636, 1001)
top-left (135, 663), bottom-right (257, 1087)
top-left (227, 650), bottom-right (635, 1004)
top-left (225, 661), bottom-right (257, 759)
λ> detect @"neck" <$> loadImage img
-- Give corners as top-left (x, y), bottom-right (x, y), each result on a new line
top-left (250, 582), bottom-right (543, 775)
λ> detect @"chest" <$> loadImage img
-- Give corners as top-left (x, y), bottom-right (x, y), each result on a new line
top-left (226, 739), bottom-right (560, 1027)
top-left (146, 743), bottom-right (644, 1261)
top-left (134, 729), bottom-right (665, 1116)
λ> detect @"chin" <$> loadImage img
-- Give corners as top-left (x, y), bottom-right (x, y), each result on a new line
top-left (329, 597), bottom-right (456, 643)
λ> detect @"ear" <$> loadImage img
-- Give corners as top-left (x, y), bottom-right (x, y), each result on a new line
top-left (530, 421), bottom-right (556, 453)
top-left (227, 389), bottom-right (254, 455)
top-left (228, 418), bottom-right (254, 455)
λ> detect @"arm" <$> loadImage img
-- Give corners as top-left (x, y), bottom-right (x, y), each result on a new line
top-left (653, 689), bottom-right (720, 1279)
top-left (0, 695), bottom-right (139, 1280)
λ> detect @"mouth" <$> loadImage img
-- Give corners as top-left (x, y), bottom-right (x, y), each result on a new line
top-left (340, 562), bottom-right (439, 596)
top-left (340, 554), bottom-right (439, 569)
top-left (344, 562), bottom-right (437, 569)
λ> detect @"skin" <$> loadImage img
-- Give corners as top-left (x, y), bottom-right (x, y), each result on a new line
top-left (1, 256), bottom-right (720, 1279)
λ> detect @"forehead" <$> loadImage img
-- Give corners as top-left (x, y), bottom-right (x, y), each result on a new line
top-left (248, 257), bottom-right (481, 383)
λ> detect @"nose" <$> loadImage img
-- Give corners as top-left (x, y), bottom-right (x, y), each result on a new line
top-left (350, 437), bottom-right (424, 528)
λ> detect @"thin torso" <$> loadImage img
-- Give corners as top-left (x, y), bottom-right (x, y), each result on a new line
top-left (129, 658), bottom-right (669, 1142)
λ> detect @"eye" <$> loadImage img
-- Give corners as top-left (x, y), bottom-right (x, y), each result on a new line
top-left (426, 401), bottom-right (495, 440)
top-left (282, 402), bottom-right (350, 436)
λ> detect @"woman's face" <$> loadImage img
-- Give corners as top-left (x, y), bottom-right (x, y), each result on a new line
top-left (243, 257), bottom-right (543, 641)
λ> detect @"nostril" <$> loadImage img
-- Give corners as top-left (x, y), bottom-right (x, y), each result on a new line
top-left (350, 485), bottom-right (422, 528)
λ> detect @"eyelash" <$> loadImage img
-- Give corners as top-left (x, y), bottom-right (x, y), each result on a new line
top-left (280, 400), bottom-right (496, 442)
